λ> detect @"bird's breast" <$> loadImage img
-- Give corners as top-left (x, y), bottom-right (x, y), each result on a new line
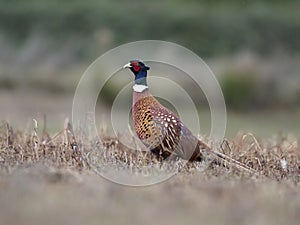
top-left (132, 93), bottom-right (183, 154)
top-left (132, 95), bottom-right (162, 148)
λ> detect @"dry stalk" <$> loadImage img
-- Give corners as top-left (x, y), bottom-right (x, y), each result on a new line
top-left (32, 119), bottom-right (39, 160)
top-left (6, 122), bottom-right (14, 146)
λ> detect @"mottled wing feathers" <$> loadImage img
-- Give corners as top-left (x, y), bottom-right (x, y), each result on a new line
top-left (149, 103), bottom-right (184, 159)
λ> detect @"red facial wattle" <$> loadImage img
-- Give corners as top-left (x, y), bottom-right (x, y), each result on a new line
top-left (133, 65), bottom-right (140, 72)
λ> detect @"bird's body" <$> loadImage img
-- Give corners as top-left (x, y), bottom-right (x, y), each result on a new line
top-left (121, 59), bottom-right (257, 174)
top-left (132, 86), bottom-right (209, 161)
top-left (124, 60), bottom-right (209, 161)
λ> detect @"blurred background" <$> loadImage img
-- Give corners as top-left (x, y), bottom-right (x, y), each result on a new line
top-left (0, 0), bottom-right (299, 137)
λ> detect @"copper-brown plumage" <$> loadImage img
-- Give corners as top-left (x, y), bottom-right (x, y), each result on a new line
top-left (132, 89), bottom-right (205, 161)
top-left (123, 59), bottom-right (210, 161)
top-left (124, 60), bottom-right (258, 174)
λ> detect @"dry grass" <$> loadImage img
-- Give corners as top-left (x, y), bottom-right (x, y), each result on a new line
top-left (1, 120), bottom-right (299, 182)
top-left (0, 120), bottom-right (300, 225)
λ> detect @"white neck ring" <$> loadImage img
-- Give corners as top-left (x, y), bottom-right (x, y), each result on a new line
top-left (133, 84), bottom-right (148, 93)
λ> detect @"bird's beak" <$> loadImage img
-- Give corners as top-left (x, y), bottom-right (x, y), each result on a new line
top-left (123, 63), bottom-right (132, 69)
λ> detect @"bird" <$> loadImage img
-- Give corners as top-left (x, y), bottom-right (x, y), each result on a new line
top-left (123, 59), bottom-right (211, 162)
top-left (123, 59), bottom-right (258, 175)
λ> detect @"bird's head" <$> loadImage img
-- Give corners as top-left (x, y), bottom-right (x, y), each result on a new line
top-left (123, 60), bottom-right (150, 85)
top-left (123, 59), bottom-right (150, 74)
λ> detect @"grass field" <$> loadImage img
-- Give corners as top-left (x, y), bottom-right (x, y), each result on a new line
top-left (1, 121), bottom-right (299, 225)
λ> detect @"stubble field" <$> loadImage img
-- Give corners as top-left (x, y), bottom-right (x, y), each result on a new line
top-left (0, 121), bottom-right (299, 225)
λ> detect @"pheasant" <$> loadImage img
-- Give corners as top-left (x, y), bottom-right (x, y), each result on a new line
top-left (123, 59), bottom-right (258, 175)
top-left (123, 59), bottom-right (210, 162)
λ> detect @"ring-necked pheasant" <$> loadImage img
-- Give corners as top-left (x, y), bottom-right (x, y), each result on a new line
top-left (123, 59), bottom-right (210, 162)
top-left (123, 60), bottom-right (257, 174)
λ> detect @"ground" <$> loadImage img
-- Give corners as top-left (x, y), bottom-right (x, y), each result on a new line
top-left (1, 165), bottom-right (300, 225)
top-left (0, 124), bottom-right (299, 225)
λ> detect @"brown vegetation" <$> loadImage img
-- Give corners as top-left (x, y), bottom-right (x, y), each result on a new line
top-left (1, 120), bottom-right (300, 225)
top-left (1, 120), bottom-right (299, 183)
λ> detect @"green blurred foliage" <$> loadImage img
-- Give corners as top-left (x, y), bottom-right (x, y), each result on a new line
top-left (0, 0), bottom-right (299, 57)
top-left (0, 0), bottom-right (299, 111)
top-left (99, 83), bottom-right (119, 106)
top-left (0, 74), bottom-right (17, 90)
top-left (221, 72), bottom-right (258, 110)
